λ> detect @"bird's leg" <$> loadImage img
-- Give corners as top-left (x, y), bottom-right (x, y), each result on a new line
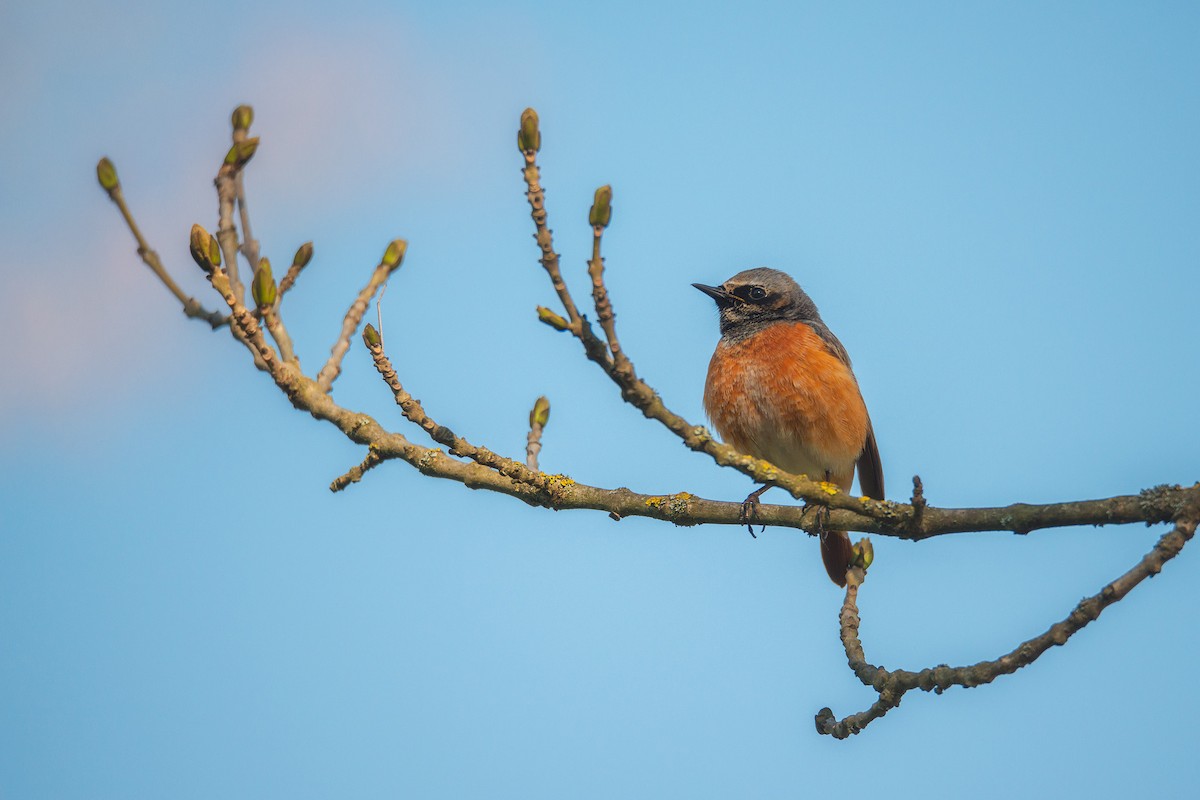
top-left (800, 473), bottom-right (834, 539)
top-left (740, 484), bottom-right (772, 538)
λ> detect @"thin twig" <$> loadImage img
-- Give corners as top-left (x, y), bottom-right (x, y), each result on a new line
top-left (212, 152), bottom-right (272, 371)
top-left (520, 153), bottom-right (583, 329)
top-left (376, 282), bottom-right (387, 348)
top-left (365, 338), bottom-right (567, 499)
top-left (817, 508), bottom-right (1200, 738)
top-left (210, 270), bottom-right (281, 375)
top-left (316, 260), bottom-right (391, 393)
top-left (99, 182), bottom-right (227, 328)
top-left (331, 447), bottom-right (385, 492)
top-left (278, 242), bottom-right (313, 301)
top-left (214, 161), bottom-right (246, 304)
top-left (586, 213), bottom-right (631, 375)
top-left (262, 305), bottom-right (298, 365)
top-left (235, 175), bottom-right (260, 273)
top-left (526, 424), bottom-right (544, 471)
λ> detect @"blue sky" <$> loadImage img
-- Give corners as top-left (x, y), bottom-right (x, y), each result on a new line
top-left (2, 1), bottom-right (1198, 797)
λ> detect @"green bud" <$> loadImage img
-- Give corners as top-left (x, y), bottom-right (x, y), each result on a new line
top-left (238, 137), bottom-right (260, 164)
top-left (851, 538), bottom-right (874, 570)
top-left (96, 157), bottom-right (119, 192)
top-left (382, 238), bottom-right (407, 272)
top-left (231, 104), bottom-right (254, 131)
top-left (292, 241), bottom-right (314, 269)
top-left (208, 236), bottom-right (222, 267)
top-left (529, 396), bottom-right (551, 428)
top-left (251, 258), bottom-right (276, 308)
top-left (589, 184), bottom-right (613, 229)
top-left (536, 306), bottom-right (569, 331)
top-left (517, 107), bottom-right (541, 153)
top-left (223, 137), bottom-right (260, 167)
top-left (362, 323), bottom-right (381, 348)
top-left (189, 224), bottom-right (216, 273)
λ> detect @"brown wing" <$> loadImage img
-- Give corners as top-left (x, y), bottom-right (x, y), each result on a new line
top-left (804, 319), bottom-right (885, 500)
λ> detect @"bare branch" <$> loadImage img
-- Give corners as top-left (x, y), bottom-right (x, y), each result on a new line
top-left (278, 242), bottom-right (314, 301)
top-left (364, 328), bottom-right (572, 496)
top-left (518, 109), bottom-right (587, 334)
top-left (817, 506), bottom-right (1200, 738)
top-left (231, 106), bottom-right (262, 274)
top-left (586, 185), bottom-right (632, 375)
top-left (315, 240), bottom-right (405, 393)
top-left (331, 446), bottom-right (384, 492)
top-left (95, 158), bottom-right (227, 328)
top-left (214, 138), bottom-right (258, 304)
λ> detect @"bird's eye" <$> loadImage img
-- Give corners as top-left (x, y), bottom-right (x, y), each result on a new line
top-left (748, 287), bottom-right (767, 301)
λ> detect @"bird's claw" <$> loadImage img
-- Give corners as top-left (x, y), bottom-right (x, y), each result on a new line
top-left (740, 485), bottom-right (771, 538)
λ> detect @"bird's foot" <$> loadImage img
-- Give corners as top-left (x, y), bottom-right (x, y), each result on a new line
top-left (740, 485), bottom-right (772, 538)
top-left (801, 501), bottom-right (832, 539)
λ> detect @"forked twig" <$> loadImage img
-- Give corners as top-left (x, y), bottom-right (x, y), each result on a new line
top-left (817, 510), bottom-right (1200, 738)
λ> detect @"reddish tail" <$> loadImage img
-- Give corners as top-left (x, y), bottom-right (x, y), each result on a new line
top-left (820, 530), bottom-right (854, 587)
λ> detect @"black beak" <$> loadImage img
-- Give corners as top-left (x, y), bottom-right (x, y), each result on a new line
top-left (692, 283), bottom-right (735, 304)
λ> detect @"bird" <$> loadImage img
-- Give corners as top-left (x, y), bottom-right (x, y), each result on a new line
top-left (693, 268), bottom-right (884, 586)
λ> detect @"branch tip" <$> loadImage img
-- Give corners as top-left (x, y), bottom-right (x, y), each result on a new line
top-left (529, 396), bottom-right (551, 428)
top-left (189, 224), bottom-right (220, 273)
top-left (518, 107), bottom-right (541, 154)
top-left (293, 241), bottom-right (313, 269)
top-left (589, 184), bottom-right (613, 229)
top-left (278, 242), bottom-right (314, 299)
top-left (231, 104), bottom-right (254, 132)
top-left (96, 157), bottom-right (119, 193)
top-left (536, 306), bottom-right (570, 331)
top-left (363, 323), bottom-right (381, 348)
top-left (382, 238), bottom-right (407, 272)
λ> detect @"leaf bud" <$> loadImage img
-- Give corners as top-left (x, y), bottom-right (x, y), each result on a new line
top-left (224, 137), bottom-right (260, 167)
top-left (189, 224), bottom-right (216, 273)
top-left (851, 538), bottom-right (875, 570)
top-left (292, 241), bottom-right (314, 269)
top-left (251, 258), bottom-right (276, 308)
top-left (96, 157), bottom-right (119, 192)
top-left (517, 107), bottom-right (541, 153)
top-left (231, 104), bottom-right (254, 131)
top-left (529, 396), bottom-right (551, 428)
top-left (536, 306), bottom-right (569, 331)
top-left (589, 184), bottom-right (613, 229)
top-left (362, 323), bottom-right (381, 348)
top-left (382, 238), bottom-right (407, 272)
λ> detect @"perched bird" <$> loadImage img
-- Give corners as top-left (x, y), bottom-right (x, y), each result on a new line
top-left (694, 268), bottom-right (884, 586)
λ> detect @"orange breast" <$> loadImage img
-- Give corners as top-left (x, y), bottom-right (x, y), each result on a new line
top-left (703, 322), bottom-right (868, 490)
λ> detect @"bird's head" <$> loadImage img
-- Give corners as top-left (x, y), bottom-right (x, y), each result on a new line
top-left (693, 267), bottom-right (822, 339)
